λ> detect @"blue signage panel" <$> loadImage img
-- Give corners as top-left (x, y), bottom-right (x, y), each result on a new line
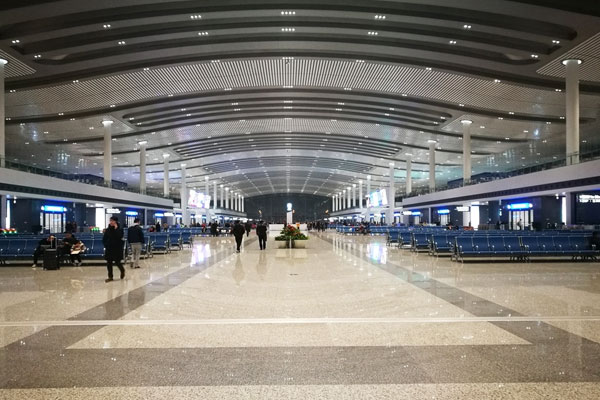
top-left (507, 203), bottom-right (533, 210)
top-left (41, 205), bottom-right (66, 213)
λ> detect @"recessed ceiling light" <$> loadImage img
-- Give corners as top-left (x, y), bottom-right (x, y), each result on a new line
top-left (552, 40), bottom-right (560, 44)
top-left (281, 27), bottom-right (296, 32)
top-left (198, 32), bottom-right (209, 36)
top-left (33, 54), bottom-right (42, 59)
top-left (530, 54), bottom-right (539, 59)
top-left (11, 39), bottom-right (20, 44)
top-left (190, 14), bottom-right (202, 19)
top-left (281, 11), bottom-right (296, 15)
top-left (463, 24), bottom-right (472, 29)
top-left (449, 40), bottom-right (457, 45)
top-left (103, 24), bottom-right (111, 29)
top-left (367, 31), bottom-right (378, 35)
top-left (117, 41), bottom-right (126, 45)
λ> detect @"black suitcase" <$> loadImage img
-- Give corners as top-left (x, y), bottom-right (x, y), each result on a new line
top-left (43, 249), bottom-right (60, 270)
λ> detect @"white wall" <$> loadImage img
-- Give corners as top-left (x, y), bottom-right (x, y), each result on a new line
top-left (402, 159), bottom-right (600, 208)
top-left (0, 168), bottom-right (174, 209)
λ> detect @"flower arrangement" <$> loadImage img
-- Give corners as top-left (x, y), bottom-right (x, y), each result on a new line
top-left (274, 225), bottom-right (308, 241)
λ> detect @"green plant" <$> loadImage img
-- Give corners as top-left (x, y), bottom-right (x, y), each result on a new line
top-left (275, 225), bottom-right (309, 240)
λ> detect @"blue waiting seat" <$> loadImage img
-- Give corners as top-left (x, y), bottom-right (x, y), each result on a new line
top-left (387, 231), bottom-right (400, 246)
top-left (150, 234), bottom-right (170, 253)
top-left (430, 234), bottom-right (453, 256)
top-left (399, 232), bottom-right (413, 248)
top-left (412, 233), bottom-right (430, 252)
top-left (168, 232), bottom-right (182, 250)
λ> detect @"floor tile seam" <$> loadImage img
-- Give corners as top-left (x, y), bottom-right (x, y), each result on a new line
top-left (68, 238), bottom-right (257, 322)
top-left (4, 316), bottom-right (600, 327)
top-left (319, 234), bottom-right (599, 345)
top-left (2, 239), bottom-right (257, 350)
top-left (322, 234), bottom-right (528, 317)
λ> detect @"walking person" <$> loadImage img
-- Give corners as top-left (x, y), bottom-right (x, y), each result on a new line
top-left (232, 220), bottom-right (246, 253)
top-left (127, 218), bottom-right (145, 269)
top-left (256, 220), bottom-right (268, 250)
top-left (244, 221), bottom-right (252, 237)
top-left (103, 216), bottom-right (125, 282)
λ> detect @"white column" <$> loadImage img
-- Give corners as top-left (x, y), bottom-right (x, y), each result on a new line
top-left (139, 141), bottom-right (147, 194)
top-left (346, 187), bottom-right (351, 209)
top-left (236, 193), bottom-right (240, 211)
top-left (387, 162), bottom-right (395, 224)
top-left (564, 59), bottom-right (581, 165)
top-left (0, 59), bottom-right (6, 168)
top-left (352, 184), bottom-right (356, 208)
top-left (180, 164), bottom-right (190, 225)
top-left (462, 203), bottom-right (471, 228)
top-left (461, 119), bottom-right (472, 183)
top-left (225, 187), bottom-right (229, 209)
top-left (359, 180), bottom-right (363, 212)
top-left (342, 190), bottom-right (346, 210)
top-left (102, 120), bottom-right (113, 187)
top-left (241, 196), bottom-right (244, 213)
top-left (565, 193), bottom-right (573, 226)
top-left (366, 176), bottom-right (371, 221)
top-left (332, 196), bottom-right (335, 212)
top-left (336, 193), bottom-right (340, 211)
top-left (405, 155), bottom-right (412, 195)
top-left (220, 185), bottom-right (224, 208)
top-left (163, 154), bottom-right (170, 197)
top-left (428, 140), bottom-right (436, 191)
top-left (213, 181), bottom-right (217, 209)
top-left (204, 176), bottom-right (209, 198)
top-left (0, 195), bottom-right (6, 229)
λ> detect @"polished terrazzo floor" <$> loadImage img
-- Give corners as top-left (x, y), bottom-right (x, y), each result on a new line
top-left (1, 232), bottom-right (600, 399)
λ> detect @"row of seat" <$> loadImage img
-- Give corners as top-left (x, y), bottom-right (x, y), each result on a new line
top-left (455, 235), bottom-right (597, 261)
top-left (0, 231), bottom-right (195, 264)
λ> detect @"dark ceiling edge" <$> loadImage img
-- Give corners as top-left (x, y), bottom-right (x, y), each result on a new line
top-left (0, 0), bottom-right (576, 38)
top-left (17, 17), bottom-right (553, 55)
top-left (6, 52), bottom-right (598, 94)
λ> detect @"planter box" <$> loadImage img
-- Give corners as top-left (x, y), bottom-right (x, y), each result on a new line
top-left (292, 240), bottom-right (307, 249)
top-left (275, 240), bottom-right (308, 249)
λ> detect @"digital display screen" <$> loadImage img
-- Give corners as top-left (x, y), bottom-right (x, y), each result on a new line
top-left (188, 189), bottom-right (211, 209)
top-left (367, 189), bottom-right (388, 207)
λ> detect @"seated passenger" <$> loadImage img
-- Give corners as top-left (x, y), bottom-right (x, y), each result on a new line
top-left (32, 235), bottom-right (56, 268)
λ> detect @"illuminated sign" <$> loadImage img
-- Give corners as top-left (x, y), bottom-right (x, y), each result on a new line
top-left (437, 209), bottom-right (450, 215)
top-left (456, 206), bottom-right (470, 212)
top-left (402, 211), bottom-right (413, 215)
top-left (125, 211), bottom-right (138, 216)
top-left (506, 203), bottom-right (533, 210)
top-left (41, 205), bottom-right (66, 213)
top-left (164, 212), bottom-right (175, 217)
top-left (188, 189), bottom-right (211, 209)
top-left (412, 211), bottom-right (422, 216)
top-left (106, 208), bottom-right (121, 214)
top-left (578, 194), bottom-right (600, 203)
top-left (367, 189), bottom-right (388, 207)
top-left (154, 213), bottom-right (164, 217)
top-left (287, 203), bottom-right (293, 211)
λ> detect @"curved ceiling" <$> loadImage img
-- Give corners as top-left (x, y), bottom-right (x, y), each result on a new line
top-left (1, 0), bottom-right (600, 197)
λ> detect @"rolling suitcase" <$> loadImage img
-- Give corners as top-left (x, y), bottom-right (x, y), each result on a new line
top-left (43, 249), bottom-right (60, 270)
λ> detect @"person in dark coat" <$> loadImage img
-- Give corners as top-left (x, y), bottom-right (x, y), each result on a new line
top-left (103, 216), bottom-right (125, 282)
top-left (155, 221), bottom-right (161, 232)
top-left (32, 235), bottom-right (56, 268)
top-left (256, 221), bottom-right (268, 250)
top-left (232, 220), bottom-right (246, 253)
top-left (210, 221), bottom-right (218, 237)
top-left (244, 221), bottom-right (252, 237)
